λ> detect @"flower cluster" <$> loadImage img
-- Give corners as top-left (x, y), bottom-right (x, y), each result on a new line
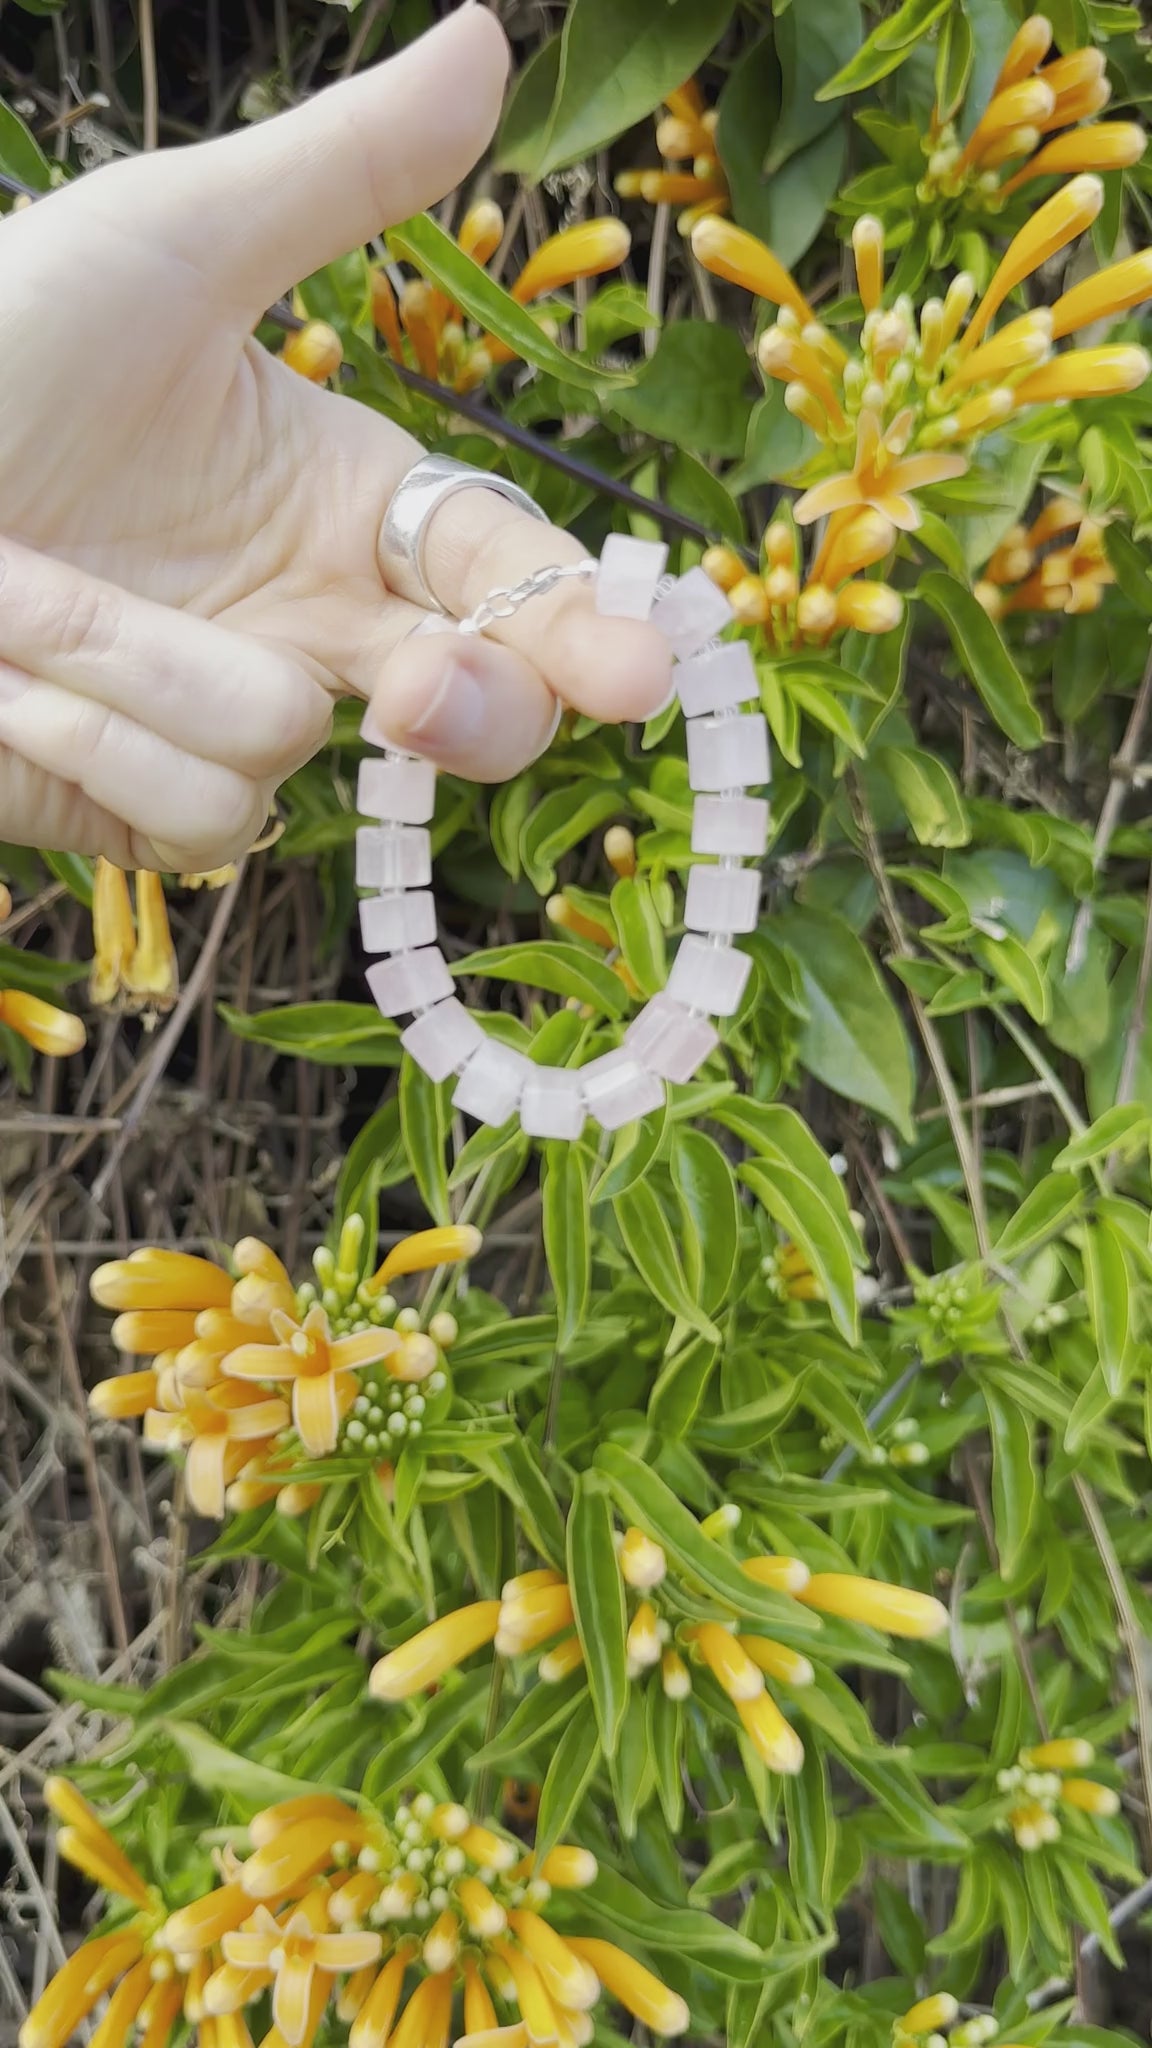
top-left (975, 496), bottom-right (1114, 618)
top-left (703, 510), bottom-right (903, 650)
top-left (922, 16), bottom-right (1144, 215)
top-left (615, 78), bottom-right (728, 234)
top-left (90, 858), bottom-right (179, 1017)
top-left (692, 183), bottom-right (1152, 536)
top-left (88, 1222), bottom-right (479, 1519)
top-left (997, 1736), bottom-right (1120, 1850)
top-left (374, 210), bottom-right (630, 393)
top-left (369, 1509), bottom-right (948, 1781)
top-left (22, 1785), bottom-right (687, 2048)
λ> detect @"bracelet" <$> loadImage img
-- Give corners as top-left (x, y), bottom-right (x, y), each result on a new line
top-left (355, 536), bottom-right (770, 1139)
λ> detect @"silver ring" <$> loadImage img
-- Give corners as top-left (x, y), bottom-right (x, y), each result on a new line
top-left (379, 453), bottom-right (548, 613)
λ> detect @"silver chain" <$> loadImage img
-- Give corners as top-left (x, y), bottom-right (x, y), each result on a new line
top-left (457, 559), bottom-right (595, 636)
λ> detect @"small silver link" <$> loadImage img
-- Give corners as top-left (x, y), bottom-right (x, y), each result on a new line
top-left (458, 559), bottom-right (595, 636)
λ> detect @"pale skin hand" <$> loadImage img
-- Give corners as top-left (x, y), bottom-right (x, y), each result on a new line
top-left (0, 4), bottom-right (671, 873)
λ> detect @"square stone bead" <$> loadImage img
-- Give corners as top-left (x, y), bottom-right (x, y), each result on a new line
top-left (686, 712), bottom-right (770, 792)
top-left (676, 642), bottom-right (758, 719)
top-left (665, 934), bottom-right (752, 1017)
top-left (651, 568), bottom-right (733, 660)
top-left (355, 825), bottom-right (432, 892)
top-left (357, 756), bottom-right (437, 825)
top-left (580, 1050), bottom-right (665, 1132)
top-left (359, 890), bottom-right (437, 954)
top-left (684, 864), bottom-right (761, 935)
top-left (521, 1066), bottom-right (587, 1140)
top-left (691, 795), bottom-right (770, 858)
top-left (401, 998), bottom-right (485, 1083)
top-left (624, 994), bottom-right (719, 1084)
top-left (595, 534), bottom-right (669, 620)
top-left (366, 946), bottom-right (453, 1018)
top-left (453, 1039), bottom-right (532, 1127)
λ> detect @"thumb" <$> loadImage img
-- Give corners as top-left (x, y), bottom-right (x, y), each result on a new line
top-left (79, 6), bottom-right (510, 316)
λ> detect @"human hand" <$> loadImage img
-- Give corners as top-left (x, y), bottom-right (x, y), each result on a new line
top-left (0, 5), bottom-right (671, 871)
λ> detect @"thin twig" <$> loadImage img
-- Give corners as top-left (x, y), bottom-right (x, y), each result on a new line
top-left (137, 0), bottom-right (159, 150)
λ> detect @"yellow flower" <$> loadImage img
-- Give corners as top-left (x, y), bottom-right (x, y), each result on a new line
top-left (736, 1689), bottom-right (806, 1774)
top-left (791, 407), bottom-right (968, 531)
top-left (977, 501), bottom-right (1114, 618)
top-left (899, 1994), bottom-right (960, 2036)
top-left (369, 1223), bottom-right (482, 1292)
top-left (0, 988), bottom-right (86, 1057)
top-left (0, 880), bottom-right (10, 921)
top-left (368, 1599), bottom-right (502, 1699)
top-left (737, 1636), bottom-right (815, 1687)
top-left (495, 1580), bottom-right (576, 1657)
top-left (741, 1553), bottom-right (811, 1594)
top-left (565, 1938), bottom-right (689, 2037)
top-left (691, 215), bottom-right (817, 326)
top-left (1050, 249), bottom-right (1152, 338)
top-left (19, 1932), bottom-right (150, 2048)
top-left (690, 1621), bottom-right (765, 1701)
top-left (539, 1633), bottom-right (586, 1683)
top-left (603, 825), bottom-right (637, 879)
top-left (143, 1379), bottom-right (291, 1519)
top-left (90, 860), bottom-right (179, 1016)
top-left (961, 173), bottom-right (1103, 351)
top-left (1011, 342), bottom-right (1150, 404)
top-left (796, 1572), bottom-right (949, 1637)
top-left (1060, 1777), bottom-right (1120, 1817)
top-left (619, 1526), bottom-right (667, 1589)
top-left (1000, 119), bottom-right (1144, 193)
top-left (221, 1303), bottom-right (401, 1457)
top-left (44, 1779), bottom-right (155, 1911)
top-left (223, 1893), bottom-right (380, 2044)
top-left (92, 1248), bottom-right (235, 1314)
top-left (282, 320), bottom-right (343, 382)
top-left (458, 200), bottom-right (505, 267)
top-left (1021, 1736), bottom-right (1095, 1769)
top-left (615, 77), bottom-right (729, 233)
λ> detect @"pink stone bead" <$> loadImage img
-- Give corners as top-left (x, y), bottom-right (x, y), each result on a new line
top-left (686, 712), bottom-right (770, 792)
top-left (580, 1050), bottom-right (665, 1131)
top-left (691, 795), bottom-right (770, 858)
top-left (665, 935), bottom-right (752, 1017)
top-left (401, 998), bottom-right (485, 1083)
top-left (624, 994), bottom-right (719, 1083)
top-left (357, 757), bottom-right (437, 824)
top-left (359, 891), bottom-right (438, 954)
top-left (595, 534), bottom-right (669, 620)
top-left (676, 642), bottom-right (758, 718)
top-left (651, 568), bottom-right (733, 659)
top-left (453, 1039), bottom-right (532, 1126)
top-left (355, 825), bottom-right (432, 891)
top-left (366, 947), bottom-right (453, 1018)
top-left (684, 865), bottom-right (761, 935)
top-left (520, 1066), bottom-right (587, 1139)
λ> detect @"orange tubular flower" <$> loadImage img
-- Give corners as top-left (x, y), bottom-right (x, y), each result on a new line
top-left (221, 1304), bottom-right (401, 1457)
top-left (615, 77), bottom-right (729, 232)
top-left (510, 219), bottom-right (632, 305)
top-left (796, 1572), bottom-right (949, 1637)
top-left (978, 500), bottom-right (1114, 619)
top-left (0, 989), bottom-right (86, 1057)
top-left (369, 1600), bottom-right (502, 1699)
top-left (223, 1896), bottom-right (381, 2043)
top-left (142, 1380), bottom-right (291, 1518)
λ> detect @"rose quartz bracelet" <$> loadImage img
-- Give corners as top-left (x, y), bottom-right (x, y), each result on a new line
top-left (356, 535), bottom-right (769, 1138)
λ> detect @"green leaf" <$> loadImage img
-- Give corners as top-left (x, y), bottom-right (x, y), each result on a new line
top-left (764, 1), bottom-right (861, 172)
top-left (399, 1055), bottom-right (450, 1226)
top-left (816, 0), bottom-right (952, 98)
top-left (918, 571), bottom-right (1045, 750)
top-left (388, 214), bottom-right (628, 391)
top-left (594, 1446), bottom-right (820, 1635)
top-left (1103, 524), bottom-right (1152, 616)
top-left (162, 1724), bottom-right (329, 1810)
top-left (457, 943), bottom-right (627, 1019)
top-left (614, 1180), bottom-right (720, 1342)
top-left (1055, 1104), bottom-right (1149, 1174)
top-left (535, 1711), bottom-right (603, 1862)
top-left (578, 1867), bottom-right (773, 1981)
top-left (522, 782), bottom-right (624, 896)
top-left (739, 1160), bottom-right (861, 1347)
top-left (543, 1141), bottom-right (591, 1351)
top-left (874, 744), bottom-right (970, 848)
top-left (468, 1671), bottom-right (584, 1772)
top-left (993, 1174), bottom-right (1083, 1259)
top-left (985, 1385), bottom-right (1037, 1576)
top-left (567, 1474), bottom-right (630, 1758)
top-left (612, 324), bottom-right (755, 460)
top-left (41, 850), bottom-right (95, 907)
top-left (975, 933), bottom-right (1050, 1024)
top-left (218, 1001), bottom-right (400, 1065)
top-left (1083, 1216), bottom-right (1133, 1397)
top-left (496, 0), bottom-right (738, 179)
top-left (0, 99), bottom-right (52, 189)
top-left (774, 905), bottom-right (917, 1139)
top-left (611, 876), bottom-right (666, 996)
top-left (934, 0), bottom-right (974, 121)
top-left (671, 1128), bottom-right (739, 1318)
top-left (648, 1334), bottom-right (720, 1437)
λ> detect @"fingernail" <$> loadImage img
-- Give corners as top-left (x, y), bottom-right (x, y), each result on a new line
top-left (365, 658), bottom-right (487, 755)
top-left (0, 663), bottom-right (31, 704)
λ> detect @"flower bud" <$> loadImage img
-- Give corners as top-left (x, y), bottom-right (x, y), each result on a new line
top-left (620, 1526), bottom-right (667, 1588)
top-left (282, 321), bottom-right (343, 382)
top-left (511, 219), bottom-right (631, 304)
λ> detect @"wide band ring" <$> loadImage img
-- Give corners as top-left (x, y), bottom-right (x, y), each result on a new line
top-left (379, 453), bottom-right (548, 613)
